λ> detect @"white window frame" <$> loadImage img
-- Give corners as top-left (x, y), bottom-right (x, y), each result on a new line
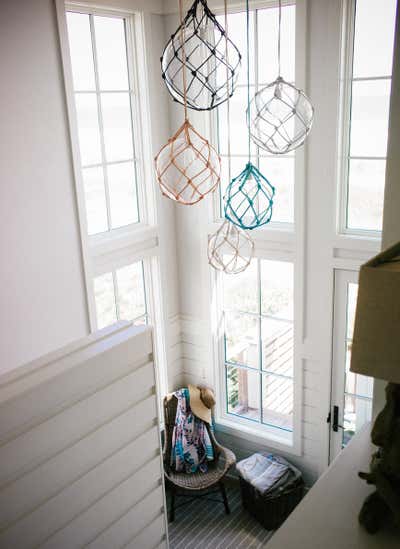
top-left (336, 0), bottom-right (393, 240)
top-left (212, 249), bottom-right (302, 454)
top-left (55, 0), bottom-right (168, 397)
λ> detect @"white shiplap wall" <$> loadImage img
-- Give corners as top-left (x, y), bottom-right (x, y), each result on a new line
top-left (0, 322), bottom-right (168, 549)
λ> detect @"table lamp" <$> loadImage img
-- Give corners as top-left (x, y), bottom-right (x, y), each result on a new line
top-left (350, 240), bottom-right (400, 533)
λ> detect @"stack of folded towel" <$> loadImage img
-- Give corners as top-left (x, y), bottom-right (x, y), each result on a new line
top-left (236, 452), bottom-right (301, 496)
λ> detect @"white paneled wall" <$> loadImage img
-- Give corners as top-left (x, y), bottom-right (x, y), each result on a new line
top-left (0, 323), bottom-right (167, 549)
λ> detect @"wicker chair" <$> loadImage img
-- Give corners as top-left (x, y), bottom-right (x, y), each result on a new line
top-left (163, 394), bottom-right (236, 522)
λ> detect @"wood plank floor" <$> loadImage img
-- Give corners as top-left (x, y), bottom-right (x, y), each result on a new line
top-left (167, 480), bottom-right (274, 549)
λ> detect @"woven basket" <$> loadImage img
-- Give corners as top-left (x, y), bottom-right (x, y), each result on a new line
top-left (239, 475), bottom-right (304, 530)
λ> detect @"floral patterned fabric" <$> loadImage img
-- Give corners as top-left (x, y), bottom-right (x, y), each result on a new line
top-left (171, 388), bottom-right (214, 473)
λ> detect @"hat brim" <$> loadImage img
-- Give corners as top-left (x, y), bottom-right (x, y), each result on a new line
top-left (188, 384), bottom-right (212, 424)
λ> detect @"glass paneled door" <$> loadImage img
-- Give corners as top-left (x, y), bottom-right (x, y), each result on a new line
top-left (329, 270), bottom-right (374, 461)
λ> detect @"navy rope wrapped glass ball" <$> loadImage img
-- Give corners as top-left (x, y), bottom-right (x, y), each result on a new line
top-left (161, 0), bottom-right (241, 111)
top-left (224, 162), bottom-right (275, 230)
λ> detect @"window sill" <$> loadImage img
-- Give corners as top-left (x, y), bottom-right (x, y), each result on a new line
top-left (89, 224), bottom-right (158, 256)
top-left (215, 415), bottom-right (301, 457)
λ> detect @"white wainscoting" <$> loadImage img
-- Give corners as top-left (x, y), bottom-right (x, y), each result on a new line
top-left (0, 322), bottom-right (168, 549)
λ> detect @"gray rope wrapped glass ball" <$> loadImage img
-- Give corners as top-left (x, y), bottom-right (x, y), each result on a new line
top-left (248, 76), bottom-right (314, 154)
top-left (161, 0), bottom-right (241, 111)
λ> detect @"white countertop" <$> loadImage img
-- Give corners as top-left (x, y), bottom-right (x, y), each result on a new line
top-left (267, 424), bottom-right (399, 548)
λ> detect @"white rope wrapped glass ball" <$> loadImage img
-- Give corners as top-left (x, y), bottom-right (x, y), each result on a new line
top-left (248, 76), bottom-right (314, 155)
top-left (154, 119), bottom-right (221, 205)
top-left (208, 219), bottom-right (254, 274)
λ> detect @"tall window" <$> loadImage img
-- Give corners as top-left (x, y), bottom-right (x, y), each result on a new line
top-left (340, 0), bottom-right (396, 233)
top-left (64, 8), bottom-right (153, 332)
top-left (222, 258), bottom-right (294, 440)
top-left (213, 3), bottom-right (298, 446)
top-left (67, 12), bottom-right (140, 235)
top-left (216, 4), bottom-right (296, 225)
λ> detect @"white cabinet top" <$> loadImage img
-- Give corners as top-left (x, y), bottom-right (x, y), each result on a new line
top-left (268, 424), bottom-right (398, 549)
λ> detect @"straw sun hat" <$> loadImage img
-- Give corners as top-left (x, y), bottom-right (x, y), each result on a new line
top-left (188, 384), bottom-right (216, 424)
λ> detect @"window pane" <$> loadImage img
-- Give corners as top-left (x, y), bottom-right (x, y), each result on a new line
top-left (343, 281), bottom-right (373, 447)
top-left (347, 159), bottom-right (385, 231)
top-left (259, 157), bottom-right (294, 223)
top-left (257, 5), bottom-right (295, 84)
top-left (75, 93), bottom-right (102, 166)
top-left (116, 262), bottom-right (146, 321)
top-left (217, 100), bottom-right (229, 156)
top-left (218, 12), bottom-right (254, 87)
top-left (346, 282), bottom-right (358, 340)
top-left (101, 92), bottom-right (134, 162)
top-left (229, 86), bottom-right (256, 156)
top-left (262, 318), bottom-right (293, 377)
top-left (94, 272), bottom-right (117, 329)
top-left (219, 156), bottom-right (230, 214)
top-left (225, 312), bottom-right (259, 368)
top-left (107, 161), bottom-right (139, 228)
top-left (343, 394), bottom-right (372, 446)
top-left (94, 16), bottom-right (129, 91)
top-left (350, 80), bottom-right (391, 157)
top-left (260, 260), bottom-right (294, 319)
top-left (227, 365), bottom-right (260, 421)
top-left (353, 0), bottom-right (396, 78)
top-left (223, 259), bottom-right (258, 313)
top-left (66, 13), bottom-right (95, 91)
top-left (345, 356), bottom-right (373, 400)
top-left (262, 373), bottom-right (293, 431)
top-left (82, 166), bottom-right (108, 234)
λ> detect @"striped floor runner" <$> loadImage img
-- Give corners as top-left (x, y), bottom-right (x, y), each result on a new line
top-left (167, 481), bottom-right (274, 549)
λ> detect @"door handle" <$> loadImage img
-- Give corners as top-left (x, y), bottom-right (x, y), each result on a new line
top-left (332, 405), bottom-right (344, 432)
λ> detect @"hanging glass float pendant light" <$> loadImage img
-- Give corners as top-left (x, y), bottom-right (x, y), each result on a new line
top-left (224, 162), bottom-right (274, 229)
top-left (155, 0), bottom-right (221, 205)
top-left (224, 0), bottom-right (275, 230)
top-left (161, 0), bottom-right (241, 111)
top-left (208, 219), bottom-right (254, 274)
top-left (248, 0), bottom-right (314, 154)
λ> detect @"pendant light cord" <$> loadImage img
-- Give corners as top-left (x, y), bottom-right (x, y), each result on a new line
top-left (224, 0), bottom-right (231, 167)
top-left (278, 0), bottom-right (282, 77)
top-left (179, 0), bottom-right (188, 120)
top-left (246, 0), bottom-right (251, 162)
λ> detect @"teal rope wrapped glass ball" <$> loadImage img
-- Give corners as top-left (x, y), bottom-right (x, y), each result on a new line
top-left (224, 162), bottom-right (275, 230)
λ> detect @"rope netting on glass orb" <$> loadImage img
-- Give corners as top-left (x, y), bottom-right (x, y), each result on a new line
top-left (248, 0), bottom-right (314, 154)
top-left (224, 162), bottom-right (275, 229)
top-left (223, 0), bottom-right (275, 231)
top-left (155, 0), bottom-right (221, 205)
top-left (155, 120), bottom-right (220, 204)
top-left (161, 0), bottom-right (241, 111)
top-left (208, 219), bottom-right (254, 274)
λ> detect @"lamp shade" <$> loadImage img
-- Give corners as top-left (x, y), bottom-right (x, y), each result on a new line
top-left (350, 241), bottom-right (400, 384)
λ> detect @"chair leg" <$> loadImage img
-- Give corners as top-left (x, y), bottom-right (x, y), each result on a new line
top-left (219, 481), bottom-right (230, 515)
top-left (169, 487), bottom-right (176, 523)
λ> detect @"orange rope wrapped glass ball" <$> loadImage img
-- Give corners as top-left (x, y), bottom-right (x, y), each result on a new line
top-left (154, 119), bottom-right (221, 205)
